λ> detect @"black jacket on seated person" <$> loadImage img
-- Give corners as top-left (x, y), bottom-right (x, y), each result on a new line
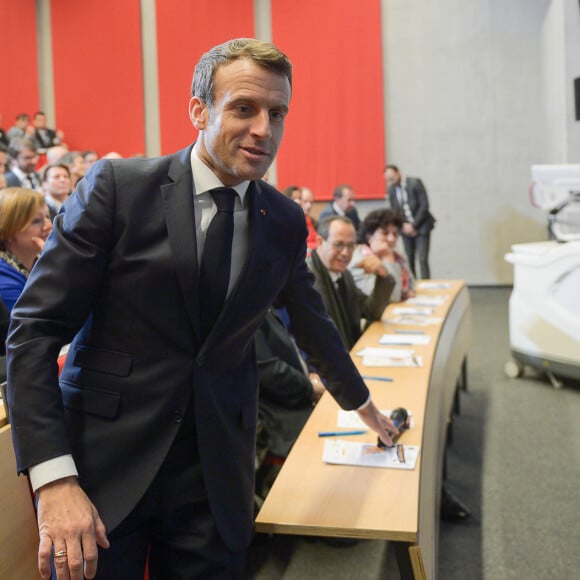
top-left (255, 309), bottom-right (313, 458)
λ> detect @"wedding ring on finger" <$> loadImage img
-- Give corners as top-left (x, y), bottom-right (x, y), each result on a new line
top-left (54, 549), bottom-right (67, 558)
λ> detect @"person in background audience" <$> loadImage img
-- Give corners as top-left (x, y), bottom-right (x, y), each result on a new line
top-left (0, 144), bottom-right (8, 174)
top-left (82, 149), bottom-right (99, 174)
top-left (283, 184), bottom-right (302, 202)
top-left (41, 164), bottom-right (72, 219)
top-left (6, 113), bottom-right (34, 141)
top-left (300, 186), bottom-right (318, 254)
top-left (350, 208), bottom-right (416, 302)
top-left (102, 151), bottom-right (123, 159)
top-left (58, 150), bottom-right (85, 189)
top-left (318, 184), bottom-right (361, 231)
top-left (4, 138), bottom-right (41, 190)
top-left (385, 164), bottom-right (435, 279)
top-left (307, 215), bottom-right (394, 349)
top-left (0, 113), bottom-right (9, 146)
top-left (0, 188), bottom-right (52, 311)
top-left (32, 111), bottom-right (64, 152)
top-left (46, 145), bottom-right (70, 166)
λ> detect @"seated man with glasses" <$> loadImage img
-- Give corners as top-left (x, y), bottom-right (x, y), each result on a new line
top-left (306, 215), bottom-right (394, 349)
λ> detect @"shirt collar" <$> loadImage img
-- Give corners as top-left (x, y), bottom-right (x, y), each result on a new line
top-left (190, 147), bottom-right (250, 202)
top-left (332, 201), bottom-right (345, 216)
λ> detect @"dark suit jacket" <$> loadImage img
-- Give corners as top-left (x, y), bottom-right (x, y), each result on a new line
top-left (33, 128), bottom-right (59, 150)
top-left (255, 310), bottom-right (313, 458)
top-left (306, 250), bottom-right (394, 350)
top-left (4, 170), bottom-right (40, 189)
top-left (387, 177), bottom-right (435, 234)
top-left (6, 145), bottom-right (370, 551)
top-left (318, 202), bottom-right (361, 231)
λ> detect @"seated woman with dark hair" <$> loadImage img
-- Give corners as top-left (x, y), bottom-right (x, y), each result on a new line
top-left (0, 187), bottom-right (52, 311)
top-left (349, 208), bottom-right (416, 302)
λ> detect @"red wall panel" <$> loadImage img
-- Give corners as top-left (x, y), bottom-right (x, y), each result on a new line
top-left (50, 0), bottom-right (145, 157)
top-left (272, 0), bottom-right (386, 200)
top-left (156, 0), bottom-right (255, 154)
top-left (0, 0), bottom-right (39, 131)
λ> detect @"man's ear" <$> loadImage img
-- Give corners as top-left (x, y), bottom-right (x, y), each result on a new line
top-left (189, 97), bottom-right (208, 130)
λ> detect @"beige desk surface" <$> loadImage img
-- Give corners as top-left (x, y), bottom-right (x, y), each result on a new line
top-left (0, 403), bottom-right (6, 428)
top-left (0, 423), bottom-right (40, 578)
top-left (255, 280), bottom-right (467, 547)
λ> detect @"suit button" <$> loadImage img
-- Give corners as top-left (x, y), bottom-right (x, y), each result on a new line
top-left (174, 411), bottom-right (184, 423)
top-left (196, 354), bottom-right (204, 366)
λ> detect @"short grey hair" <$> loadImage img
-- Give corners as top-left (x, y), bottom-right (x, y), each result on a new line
top-left (191, 38), bottom-right (292, 107)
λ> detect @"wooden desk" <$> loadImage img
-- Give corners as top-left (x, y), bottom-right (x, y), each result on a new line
top-left (0, 424), bottom-right (40, 578)
top-left (255, 281), bottom-right (471, 579)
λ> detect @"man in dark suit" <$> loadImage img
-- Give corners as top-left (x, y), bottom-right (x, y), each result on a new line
top-left (318, 184), bottom-right (361, 231)
top-left (306, 215), bottom-right (394, 349)
top-left (385, 164), bottom-right (435, 279)
top-left (7, 38), bottom-right (398, 580)
top-left (32, 111), bottom-right (63, 152)
top-left (41, 163), bottom-right (72, 220)
top-left (4, 137), bottom-right (41, 190)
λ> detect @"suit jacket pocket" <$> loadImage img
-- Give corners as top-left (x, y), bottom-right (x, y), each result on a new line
top-left (60, 381), bottom-right (121, 419)
top-left (73, 346), bottom-right (133, 377)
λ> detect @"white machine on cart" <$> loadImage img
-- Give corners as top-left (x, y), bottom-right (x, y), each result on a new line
top-left (504, 165), bottom-right (580, 387)
top-left (504, 241), bottom-right (580, 387)
top-left (529, 164), bottom-right (580, 241)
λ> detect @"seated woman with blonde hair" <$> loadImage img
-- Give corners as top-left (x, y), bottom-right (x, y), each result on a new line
top-left (349, 208), bottom-right (416, 302)
top-left (0, 187), bottom-right (52, 311)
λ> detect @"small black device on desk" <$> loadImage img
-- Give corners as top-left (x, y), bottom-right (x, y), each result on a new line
top-left (377, 407), bottom-right (410, 448)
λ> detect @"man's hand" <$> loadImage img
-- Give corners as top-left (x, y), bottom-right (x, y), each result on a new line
top-left (356, 401), bottom-right (399, 447)
top-left (309, 372), bottom-right (326, 403)
top-left (356, 254), bottom-right (388, 278)
top-left (36, 477), bottom-right (109, 580)
top-left (402, 223), bottom-right (417, 237)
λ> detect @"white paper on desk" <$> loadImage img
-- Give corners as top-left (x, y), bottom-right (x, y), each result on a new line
top-left (337, 410), bottom-right (415, 429)
top-left (356, 347), bottom-right (423, 367)
top-left (406, 295), bottom-right (448, 307)
top-left (391, 306), bottom-right (434, 316)
top-left (417, 281), bottom-right (452, 290)
top-left (379, 333), bottom-right (431, 346)
top-left (356, 347), bottom-right (415, 358)
top-left (362, 355), bottom-right (423, 367)
top-left (386, 315), bottom-right (443, 327)
top-left (322, 440), bottom-right (420, 470)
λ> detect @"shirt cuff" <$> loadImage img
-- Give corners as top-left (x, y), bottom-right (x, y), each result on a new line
top-left (29, 455), bottom-right (78, 492)
top-left (356, 393), bottom-right (372, 411)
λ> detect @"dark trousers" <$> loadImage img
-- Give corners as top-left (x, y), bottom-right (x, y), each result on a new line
top-left (93, 434), bottom-right (245, 579)
top-left (402, 232), bottom-right (431, 279)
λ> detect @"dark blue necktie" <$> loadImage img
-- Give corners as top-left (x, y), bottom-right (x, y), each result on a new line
top-left (199, 187), bottom-right (236, 339)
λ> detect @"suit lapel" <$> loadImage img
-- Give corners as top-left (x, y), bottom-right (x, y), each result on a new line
top-left (160, 146), bottom-right (201, 344)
